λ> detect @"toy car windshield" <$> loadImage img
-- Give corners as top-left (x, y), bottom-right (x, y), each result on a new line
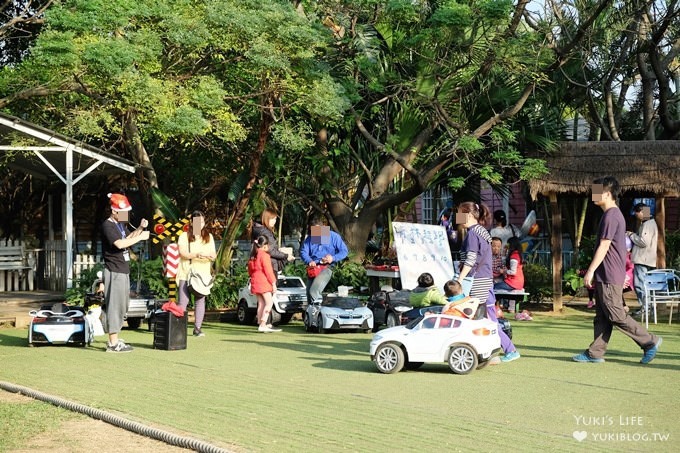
top-left (277, 277), bottom-right (304, 288)
top-left (322, 297), bottom-right (363, 309)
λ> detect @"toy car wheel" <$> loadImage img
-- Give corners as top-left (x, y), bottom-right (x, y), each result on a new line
top-left (317, 315), bottom-right (326, 334)
top-left (374, 343), bottom-right (405, 374)
top-left (386, 312), bottom-right (400, 328)
top-left (448, 344), bottom-right (478, 375)
top-left (279, 313), bottom-right (294, 325)
top-left (126, 318), bottom-right (142, 329)
top-left (405, 361), bottom-right (424, 371)
top-left (237, 300), bottom-right (254, 325)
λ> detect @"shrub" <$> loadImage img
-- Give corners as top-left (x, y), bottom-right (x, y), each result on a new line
top-left (327, 261), bottom-right (369, 293)
top-left (280, 260), bottom-right (369, 295)
top-left (206, 265), bottom-right (249, 309)
top-left (65, 263), bottom-right (103, 305)
top-left (666, 230), bottom-right (680, 271)
top-left (282, 261), bottom-right (308, 280)
top-left (575, 235), bottom-right (596, 271)
top-left (523, 262), bottom-right (551, 303)
top-left (562, 267), bottom-right (583, 295)
top-left (130, 257), bottom-right (168, 299)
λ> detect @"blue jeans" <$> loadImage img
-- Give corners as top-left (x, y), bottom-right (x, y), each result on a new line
top-left (633, 264), bottom-right (655, 311)
top-left (307, 267), bottom-right (333, 303)
top-left (494, 280), bottom-right (514, 291)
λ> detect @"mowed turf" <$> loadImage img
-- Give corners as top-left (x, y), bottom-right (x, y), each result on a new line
top-left (1, 307), bottom-right (679, 452)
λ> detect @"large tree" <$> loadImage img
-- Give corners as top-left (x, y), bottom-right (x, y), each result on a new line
top-left (0, 0), bottom-right (348, 269)
top-left (281, 0), bottom-right (614, 259)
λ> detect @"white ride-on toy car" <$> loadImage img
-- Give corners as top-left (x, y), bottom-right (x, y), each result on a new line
top-left (369, 298), bottom-right (501, 374)
top-left (28, 305), bottom-right (91, 347)
top-left (304, 295), bottom-right (374, 334)
top-left (236, 275), bottom-right (308, 326)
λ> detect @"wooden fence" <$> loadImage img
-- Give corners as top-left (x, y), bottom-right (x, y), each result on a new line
top-left (43, 240), bottom-right (101, 292)
top-left (0, 239), bottom-right (35, 292)
top-left (0, 240), bottom-right (100, 292)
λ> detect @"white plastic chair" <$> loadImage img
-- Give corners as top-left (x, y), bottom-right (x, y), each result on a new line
top-left (642, 269), bottom-right (680, 328)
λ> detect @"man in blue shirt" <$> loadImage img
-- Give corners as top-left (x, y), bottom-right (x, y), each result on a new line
top-left (300, 216), bottom-right (349, 302)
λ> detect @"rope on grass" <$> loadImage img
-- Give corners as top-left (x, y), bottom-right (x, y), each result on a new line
top-left (0, 381), bottom-right (232, 453)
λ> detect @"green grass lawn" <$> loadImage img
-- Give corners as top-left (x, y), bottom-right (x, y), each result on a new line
top-left (1, 307), bottom-right (679, 452)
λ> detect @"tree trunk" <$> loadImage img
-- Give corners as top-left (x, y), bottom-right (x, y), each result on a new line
top-left (123, 112), bottom-right (159, 190)
top-left (636, 12), bottom-right (657, 141)
top-left (550, 192), bottom-right (563, 312)
top-left (656, 197), bottom-right (666, 269)
top-left (215, 92), bottom-right (275, 273)
top-left (123, 112), bottom-right (159, 250)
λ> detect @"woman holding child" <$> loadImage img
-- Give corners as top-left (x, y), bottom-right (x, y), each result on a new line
top-left (455, 201), bottom-right (520, 363)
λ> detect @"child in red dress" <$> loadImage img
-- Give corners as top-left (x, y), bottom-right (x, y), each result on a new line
top-left (248, 236), bottom-right (280, 332)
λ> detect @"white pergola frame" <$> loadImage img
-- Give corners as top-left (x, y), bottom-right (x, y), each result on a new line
top-left (0, 113), bottom-right (137, 288)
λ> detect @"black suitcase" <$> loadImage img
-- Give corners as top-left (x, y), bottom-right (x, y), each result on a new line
top-left (152, 310), bottom-right (187, 350)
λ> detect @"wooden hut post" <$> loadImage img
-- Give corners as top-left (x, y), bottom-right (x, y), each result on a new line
top-left (550, 192), bottom-right (563, 311)
top-left (656, 197), bottom-right (666, 268)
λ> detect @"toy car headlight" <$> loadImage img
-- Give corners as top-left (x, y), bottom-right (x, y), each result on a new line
top-left (393, 306), bottom-right (410, 313)
top-left (278, 302), bottom-right (288, 309)
top-left (325, 313), bottom-right (339, 319)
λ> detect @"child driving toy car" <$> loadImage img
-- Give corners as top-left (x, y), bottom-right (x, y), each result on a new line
top-left (441, 280), bottom-right (478, 319)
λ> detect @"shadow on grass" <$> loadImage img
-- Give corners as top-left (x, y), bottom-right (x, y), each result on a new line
top-left (516, 342), bottom-right (680, 372)
top-left (229, 335), bottom-right (370, 356)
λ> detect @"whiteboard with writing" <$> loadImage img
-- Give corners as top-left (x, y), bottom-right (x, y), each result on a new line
top-left (392, 222), bottom-right (455, 291)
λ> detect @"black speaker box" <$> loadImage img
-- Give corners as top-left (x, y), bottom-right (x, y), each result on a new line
top-left (152, 310), bottom-right (187, 350)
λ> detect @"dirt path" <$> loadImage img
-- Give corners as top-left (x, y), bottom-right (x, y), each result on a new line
top-left (1, 391), bottom-right (195, 452)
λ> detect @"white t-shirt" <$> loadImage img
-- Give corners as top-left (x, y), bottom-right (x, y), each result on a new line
top-left (489, 224), bottom-right (519, 247)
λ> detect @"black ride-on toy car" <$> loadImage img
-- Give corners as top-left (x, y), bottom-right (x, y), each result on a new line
top-left (367, 289), bottom-right (413, 332)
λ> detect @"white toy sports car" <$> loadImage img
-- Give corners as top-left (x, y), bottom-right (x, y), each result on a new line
top-left (369, 314), bottom-right (501, 374)
top-left (304, 296), bottom-right (373, 333)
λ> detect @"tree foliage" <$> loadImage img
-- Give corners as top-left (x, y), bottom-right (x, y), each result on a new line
top-left (0, 0), bottom-right (677, 268)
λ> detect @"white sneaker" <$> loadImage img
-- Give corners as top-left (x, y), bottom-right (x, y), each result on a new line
top-left (258, 325), bottom-right (281, 333)
top-left (106, 341), bottom-right (133, 353)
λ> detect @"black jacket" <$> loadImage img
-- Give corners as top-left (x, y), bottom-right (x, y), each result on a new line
top-left (251, 222), bottom-right (288, 273)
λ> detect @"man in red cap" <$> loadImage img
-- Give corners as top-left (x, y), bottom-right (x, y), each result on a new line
top-left (101, 192), bottom-right (150, 352)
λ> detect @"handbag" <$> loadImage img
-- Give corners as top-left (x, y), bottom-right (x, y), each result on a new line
top-left (187, 241), bottom-right (214, 296)
top-left (188, 268), bottom-right (214, 296)
top-left (306, 265), bottom-right (327, 278)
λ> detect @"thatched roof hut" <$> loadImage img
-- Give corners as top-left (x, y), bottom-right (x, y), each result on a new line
top-left (529, 141), bottom-right (680, 200)
top-left (528, 140), bottom-right (680, 311)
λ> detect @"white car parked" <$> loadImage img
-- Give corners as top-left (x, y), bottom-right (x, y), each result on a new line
top-left (369, 314), bottom-right (501, 374)
top-left (236, 275), bottom-right (308, 325)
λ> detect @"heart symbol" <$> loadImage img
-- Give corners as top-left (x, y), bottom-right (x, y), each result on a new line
top-left (573, 431), bottom-right (587, 442)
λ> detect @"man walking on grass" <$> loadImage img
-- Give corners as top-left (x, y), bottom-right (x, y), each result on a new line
top-left (573, 176), bottom-right (662, 364)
